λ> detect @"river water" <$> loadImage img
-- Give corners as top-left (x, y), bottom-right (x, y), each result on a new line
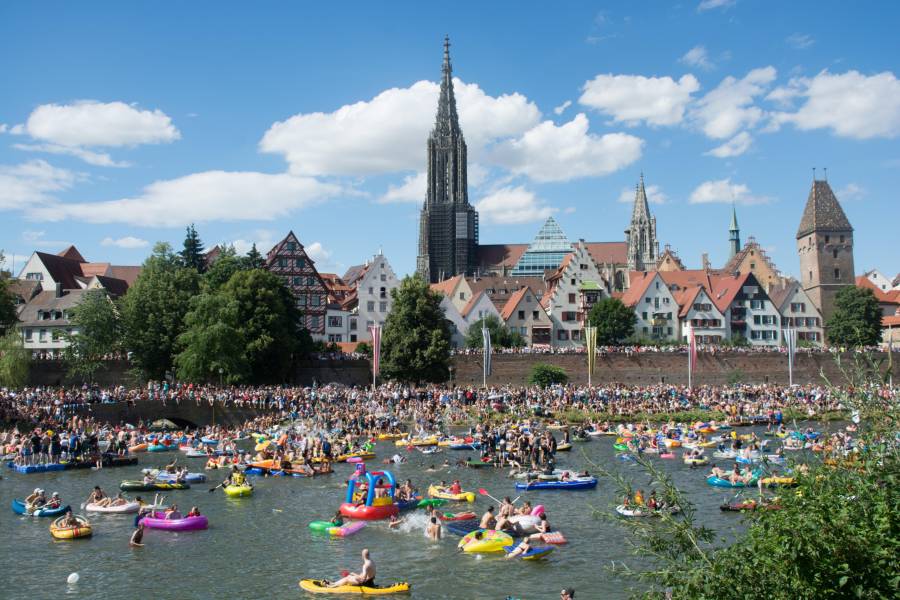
top-left (1, 426), bottom-right (816, 599)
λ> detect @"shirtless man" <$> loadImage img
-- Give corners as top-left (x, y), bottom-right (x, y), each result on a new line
top-left (426, 516), bottom-right (441, 540)
top-left (328, 548), bottom-right (375, 588)
top-left (479, 506), bottom-right (497, 529)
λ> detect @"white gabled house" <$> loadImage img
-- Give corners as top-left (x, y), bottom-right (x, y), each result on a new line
top-left (621, 272), bottom-right (680, 341)
top-left (542, 241), bottom-right (608, 348)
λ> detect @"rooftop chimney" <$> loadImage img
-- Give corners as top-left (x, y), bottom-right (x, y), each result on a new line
top-left (55, 282), bottom-right (63, 298)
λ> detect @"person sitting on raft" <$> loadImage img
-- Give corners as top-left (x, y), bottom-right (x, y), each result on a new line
top-left (527, 512), bottom-right (551, 541)
top-left (60, 509), bottom-right (78, 528)
top-left (164, 457), bottom-right (178, 473)
top-left (87, 485), bottom-right (111, 507)
top-left (109, 492), bottom-right (129, 507)
top-left (505, 538), bottom-right (532, 559)
top-left (186, 506), bottom-right (201, 517)
top-left (708, 464), bottom-right (728, 479)
top-left (327, 548), bottom-right (375, 588)
top-left (25, 488), bottom-right (46, 509)
top-left (164, 504), bottom-right (180, 519)
top-left (45, 492), bottom-right (62, 509)
top-left (479, 506), bottom-right (496, 529)
top-left (331, 510), bottom-right (344, 527)
top-left (142, 472), bottom-right (155, 485)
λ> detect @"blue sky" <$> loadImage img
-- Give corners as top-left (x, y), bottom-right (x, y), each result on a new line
top-left (1, 1), bottom-right (898, 279)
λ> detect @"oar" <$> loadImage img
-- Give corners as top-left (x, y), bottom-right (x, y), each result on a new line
top-left (477, 488), bottom-right (502, 505)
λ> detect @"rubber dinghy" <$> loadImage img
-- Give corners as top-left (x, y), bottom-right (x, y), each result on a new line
top-left (11, 499), bottom-right (70, 517)
top-left (515, 477), bottom-right (597, 491)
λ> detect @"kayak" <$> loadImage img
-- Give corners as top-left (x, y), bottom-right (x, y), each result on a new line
top-left (458, 529), bottom-right (513, 553)
top-left (120, 481), bottom-right (190, 492)
top-left (503, 544), bottom-right (554, 560)
top-left (223, 484), bottom-right (254, 497)
top-left (140, 510), bottom-right (208, 531)
top-left (86, 501), bottom-right (140, 514)
top-left (50, 515), bottom-right (92, 539)
top-left (299, 579), bottom-right (410, 595)
top-left (428, 485), bottom-right (475, 502)
top-left (11, 499), bottom-right (70, 517)
top-left (329, 521), bottom-right (366, 537)
top-left (515, 478), bottom-right (597, 491)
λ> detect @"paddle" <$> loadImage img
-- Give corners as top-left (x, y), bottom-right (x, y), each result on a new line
top-left (477, 488), bottom-right (501, 505)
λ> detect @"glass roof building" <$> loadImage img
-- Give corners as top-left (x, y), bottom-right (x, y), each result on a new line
top-left (510, 217), bottom-right (573, 277)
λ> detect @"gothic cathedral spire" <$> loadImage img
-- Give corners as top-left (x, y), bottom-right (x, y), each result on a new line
top-left (624, 173), bottom-right (659, 271)
top-left (729, 202), bottom-right (741, 258)
top-left (417, 36), bottom-right (479, 283)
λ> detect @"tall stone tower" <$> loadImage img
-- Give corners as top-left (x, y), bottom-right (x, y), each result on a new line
top-left (624, 173), bottom-right (659, 271)
top-left (729, 202), bottom-right (741, 258)
top-left (796, 178), bottom-right (855, 325)
top-left (416, 36), bottom-right (479, 283)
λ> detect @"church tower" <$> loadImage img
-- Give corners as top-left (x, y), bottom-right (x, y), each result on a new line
top-left (416, 36), bottom-right (479, 283)
top-left (796, 177), bottom-right (855, 325)
top-left (729, 202), bottom-right (741, 258)
top-left (624, 173), bottom-right (659, 271)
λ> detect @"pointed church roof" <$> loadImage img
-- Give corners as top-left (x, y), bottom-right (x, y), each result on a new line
top-left (796, 180), bottom-right (853, 238)
top-left (433, 35), bottom-right (461, 138)
top-left (729, 203), bottom-right (739, 232)
top-left (630, 173), bottom-right (652, 225)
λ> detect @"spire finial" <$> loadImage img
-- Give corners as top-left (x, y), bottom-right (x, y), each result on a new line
top-left (812, 167), bottom-right (816, 181)
top-left (443, 35), bottom-right (451, 72)
top-left (823, 167), bottom-right (827, 181)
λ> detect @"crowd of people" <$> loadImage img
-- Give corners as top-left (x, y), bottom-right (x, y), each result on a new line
top-left (452, 343), bottom-right (886, 356)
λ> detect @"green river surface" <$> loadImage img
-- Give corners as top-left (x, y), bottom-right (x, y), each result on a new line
top-left (1, 425), bottom-right (822, 599)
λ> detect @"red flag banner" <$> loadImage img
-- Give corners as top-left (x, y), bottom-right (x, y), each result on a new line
top-left (369, 324), bottom-right (381, 378)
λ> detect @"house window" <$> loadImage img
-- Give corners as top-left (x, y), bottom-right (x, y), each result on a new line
top-left (642, 327), bottom-right (648, 334)
top-left (825, 235), bottom-right (830, 243)
top-left (293, 276), bottom-right (302, 286)
top-left (380, 274), bottom-right (386, 281)
top-left (580, 263), bottom-right (587, 270)
top-left (519, 327), bottom-right (527, 336)
top-left (24, 329), bottom-right (32, 342)
top-left (367, 301), bottom-right (375, 312)
top-left (571, 330), bottom-right (581, 341)
top-left (557, 330), bottom-right (569, 340)
top-left (350, 334), bottom-right (357, 342)
top-left (750, 299), bottom-right (763, 310)
top-left (518, 310), bottom-right (525, 320)
top-left (299, 296), bottom-right (308, 306)
top-left (809, 270), bottom-right (813, 281)
top-left (349, 318), bottom-right (357, 331)
top-left (832, 249), bottom-right (838, 259)
top-left (328, 334), bottom-right (342, 342)
top-left (328, 316), bottom-right (343, 328)
top-left (750, 262), bottom-right (756, 270)
top-left (25, 272), bottom-right (43, 281)
top-left (667, 327), bottom-right (673, 335)
top-left (568, 293), bottom-right (576, 304)
top-left (286, 242), bottom-right (296, 251)
top-left (459, 292), bottom-right (465, 301)
top-left (570, 279), bottom-right (576, 286)
top-left (379, 302), bottom-right (388, 312)
top-left (839, 235), bottom-right (845, 243)
top-left (278, 258), bottom-right (287, 267)
top-left (663, 297), bottom-right (670, 305)
top-left (368, 287), bottom-right (373, 295)
top-left (380, 287), bottom-right (387, 299)
top-left (532, 311), bottom-right (540, 320)
top-left (834, 268), bottom-right (840, 279)
top-left (642, 312), bottom-right (647, 320)
top-left (654, 298), bottom-right (660, 309)
top-left (296, 258), bottom-right (305, 268)
top-left (40, 329), bottom-right (47, 342)
top-left (645, 298), bottom-right (651, 304)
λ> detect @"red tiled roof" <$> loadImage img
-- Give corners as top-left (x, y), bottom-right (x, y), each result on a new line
top-left (882, 315), bottom-right (900, 327)
top-left (460, 290), bottom-right (486, 318)
top-left (80, 262), bottom-right (111, 278)
top-left (707, 272), bottom-right (751, 313)
top-left (500, 286), bottom-right (530, 321)
top-left (673, 286), bottom-right (703, 318)
top-left (108, 266), bottom-right (141, 287)
top-left (430, 274), bottom-right (463, 297)
top-left (57, 245), bottom-right (85, 262)
top-left (585, 242), bottom-right (627, 265)
top-left (857, 276), bottom-right (900, 304)
top-left (620, 272), bottom-right (655, 307)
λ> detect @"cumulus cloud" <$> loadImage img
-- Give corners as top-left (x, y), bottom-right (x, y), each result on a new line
top-left (490, 114), bottom-right (643, 182)
top-left (691, 67), bottom-right (776, 139)
top-left (697, 0), bottom-right (736, 11)
top-left (768, 70), bottom-right (900, 139)
top-left (689, 178), bottom-right (770, 205)
top-left (705, 131), bottom-right (753, 157)
top-left (836, 183), bottom-right (866, 201)
top-left (680, 46), bottom-right (714, 70)
top-left (474, 186), bottom-right (555, 225)
top-left (27, 170), bottom-right (340, 227)
top-left (306, 241), bottom-right (332, 264)
top-left (786, 33), bottom-right (814, 49)
top-left (229, 229), bottom-right (278, 256)
top-left (579, 74), bottom-right (700, 126)
top-left (25, 101), bottom-right (180, 147)
top-left (101, 236), bottom-right (149, 249)
top-left (13, 143), bottom-right (129, 167)
top-left (553, 100), bottom-right (572, 115)
top-left (379, 172), bottom-right (426, 204)
top-left (260, 79), bottom-right (540, 176)
top-left (0, 124), bottom-right (7, 134)
top-left (617, 184), bottom-right (668, 205)
top-left (0, 160), bottom-right (81, 210)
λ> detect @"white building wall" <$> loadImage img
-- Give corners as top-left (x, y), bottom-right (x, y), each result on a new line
top-left (778, 287), bottom-right (824, 346)
top-left (546, 243), bottom-right (606, 348)
top-left (680, 289), bottom-right (727, 344)
top-left (633, 274), bottom-right (680, 341)
top-left (354, 253), bottom-right (400, 343)
top-left (733, 283), bottom-right (781, 346)
top-left (17, 254), bottom-right (55, 291)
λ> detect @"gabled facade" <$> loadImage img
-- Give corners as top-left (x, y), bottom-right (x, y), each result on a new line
top-left (855, 276), bottom-right (900, 318)
top-left (543, 241), bottom-right (608, 347)
top-left (768, 280), bottom-right (824, 345)
top-left (720, 237), bottom-right (783, 291)
top-left (265, 231), bottom-right (329, 337)
top-left (656, 245), bottom-right (685, 272)
top-left (347, 252), bottom-right (401, 341)
top-left (677, 286), bottom-right (727, 344)
top-left (863, 269), bottom-right (896, 292)
top-left (17, 288), bottom-right (89, 358)
top-left (713, 272), bottom-right (781, 346)
top-left (622, 272), bottom-right (679, 341)
top-left (501, 286), bottom-right (550, 346)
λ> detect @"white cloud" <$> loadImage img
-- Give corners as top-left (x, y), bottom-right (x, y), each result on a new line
top-left (230, 229), bottom-right (278, 256)
top-left (563, 206), bottom-right (576, 214)
top-left (0, 252), bottom-right (30, 274)
top-left (101, 236), bottom-right (149, 249)
top-left (306, 241), bottom-right (332, 264)
top-left (689, 178), bottom-right (770, 205)
top-left (579, 73), bottom-right (700, 126)
top-left (27, 170), bottom-right (340, 227)
top-left (697, 0), bottom-right (736, 11)
top-left (786, 33), bottom-right (814, 49)
top-left (836, 183), bottom-right (866, 201)
top-left (20, 230), bottom-right (71, 249)
top-left (0, 160), bottom-right (81, 210)
top-left (705, 131), bottom-right (753, 157)
top-left (474, 186), bottom-right (555, 225)
top-left (13, 143), bottom-right (129, 167)
top-left (680, 46), bottom-right (714, 70)
top-left (617, 184), bottom-right (668, 205)
top-left (379, 172), bottom-right (426, 204)
top-left (691, 67), bottom-right (776, 139)
top-left (0, 124), bottom-right (7, 134)
top-left (260, 79), bottom-right (540, 176)
top-left (769, 70), bottom-right (900, 139)
top-left (490, 114), bottom-right (643, 182)
top-left (25, 101), bottom-right (180, 147)
top-left (9, 124), bottom-right (25, 135)
top-left (553, 100), bottom-right (572, 115)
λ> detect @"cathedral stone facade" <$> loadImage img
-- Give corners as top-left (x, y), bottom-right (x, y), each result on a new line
top-left (624, 174), bottom-right (659, 272)
top-left (416, 37), bottom-right (479, 284)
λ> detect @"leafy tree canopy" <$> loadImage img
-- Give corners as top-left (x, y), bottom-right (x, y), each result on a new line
top-left (587, 296), bottom-right (637, 345)
top-left (381, 275), bottom-right (451, 383)
top-left (465, 314), bottom-right (525, 349)
top-left (0, 330), bottom-right (29, 388)
top-left (827, 286), bottom-right (883, 347)
top-left (527, 362), bottom-right (568, 387)
top-left (203, 245), bottom-right (244, 292)
top-left (62, 289), bottom-right (120, 381)
top-left (175, 291), bottom-right (248, 383)
top-left (243, 243), bottom-right (265, 270)
top-left (0, 250), bottom-right (18, 335)
top-left (180, 223), bottom-right (207, 273)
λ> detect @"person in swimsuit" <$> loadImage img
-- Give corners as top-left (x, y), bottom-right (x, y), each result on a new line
top-left (505, 538), bottom-right (531, 559)
top-left (479, 506), bottom-right (496, 529)
top-left (328, 548), bottom-right (375, 588)
top-left (130, 523), bottom-right (145, 547)
top-left (426, 516), bottom-right (441, 540)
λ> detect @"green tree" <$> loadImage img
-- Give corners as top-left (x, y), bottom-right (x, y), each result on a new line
top-left (121, 242), bottom-right (200, 379)
top-left (465, 314), bottom-right (525, 349)
top-left (221, 269), bottom-right (305, 382)
top-left (175, 292), bottom-right (247, 383)
top-left (355, 341), bottom-right (372, 357)
top-left (827, 286), bottom-right (883, 347)
top-left (180, 223), bottom-right (207, 273)
top-left (62, 289), bottom-right (120, 382)
top-left (380, 275), bottom-right (451, 383)
top-left (587, 297), bottom-right (637, 345)
top-left (203, 245), bottom-right (244, 291)
top-left (527, 362), bottom-right (569, 387)
top-left (0, 251), bottom-right (18, 335)
top-left (0, 330), bottom-right (29, 388)
top-left (243, 243), bottom-right (265, 270)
